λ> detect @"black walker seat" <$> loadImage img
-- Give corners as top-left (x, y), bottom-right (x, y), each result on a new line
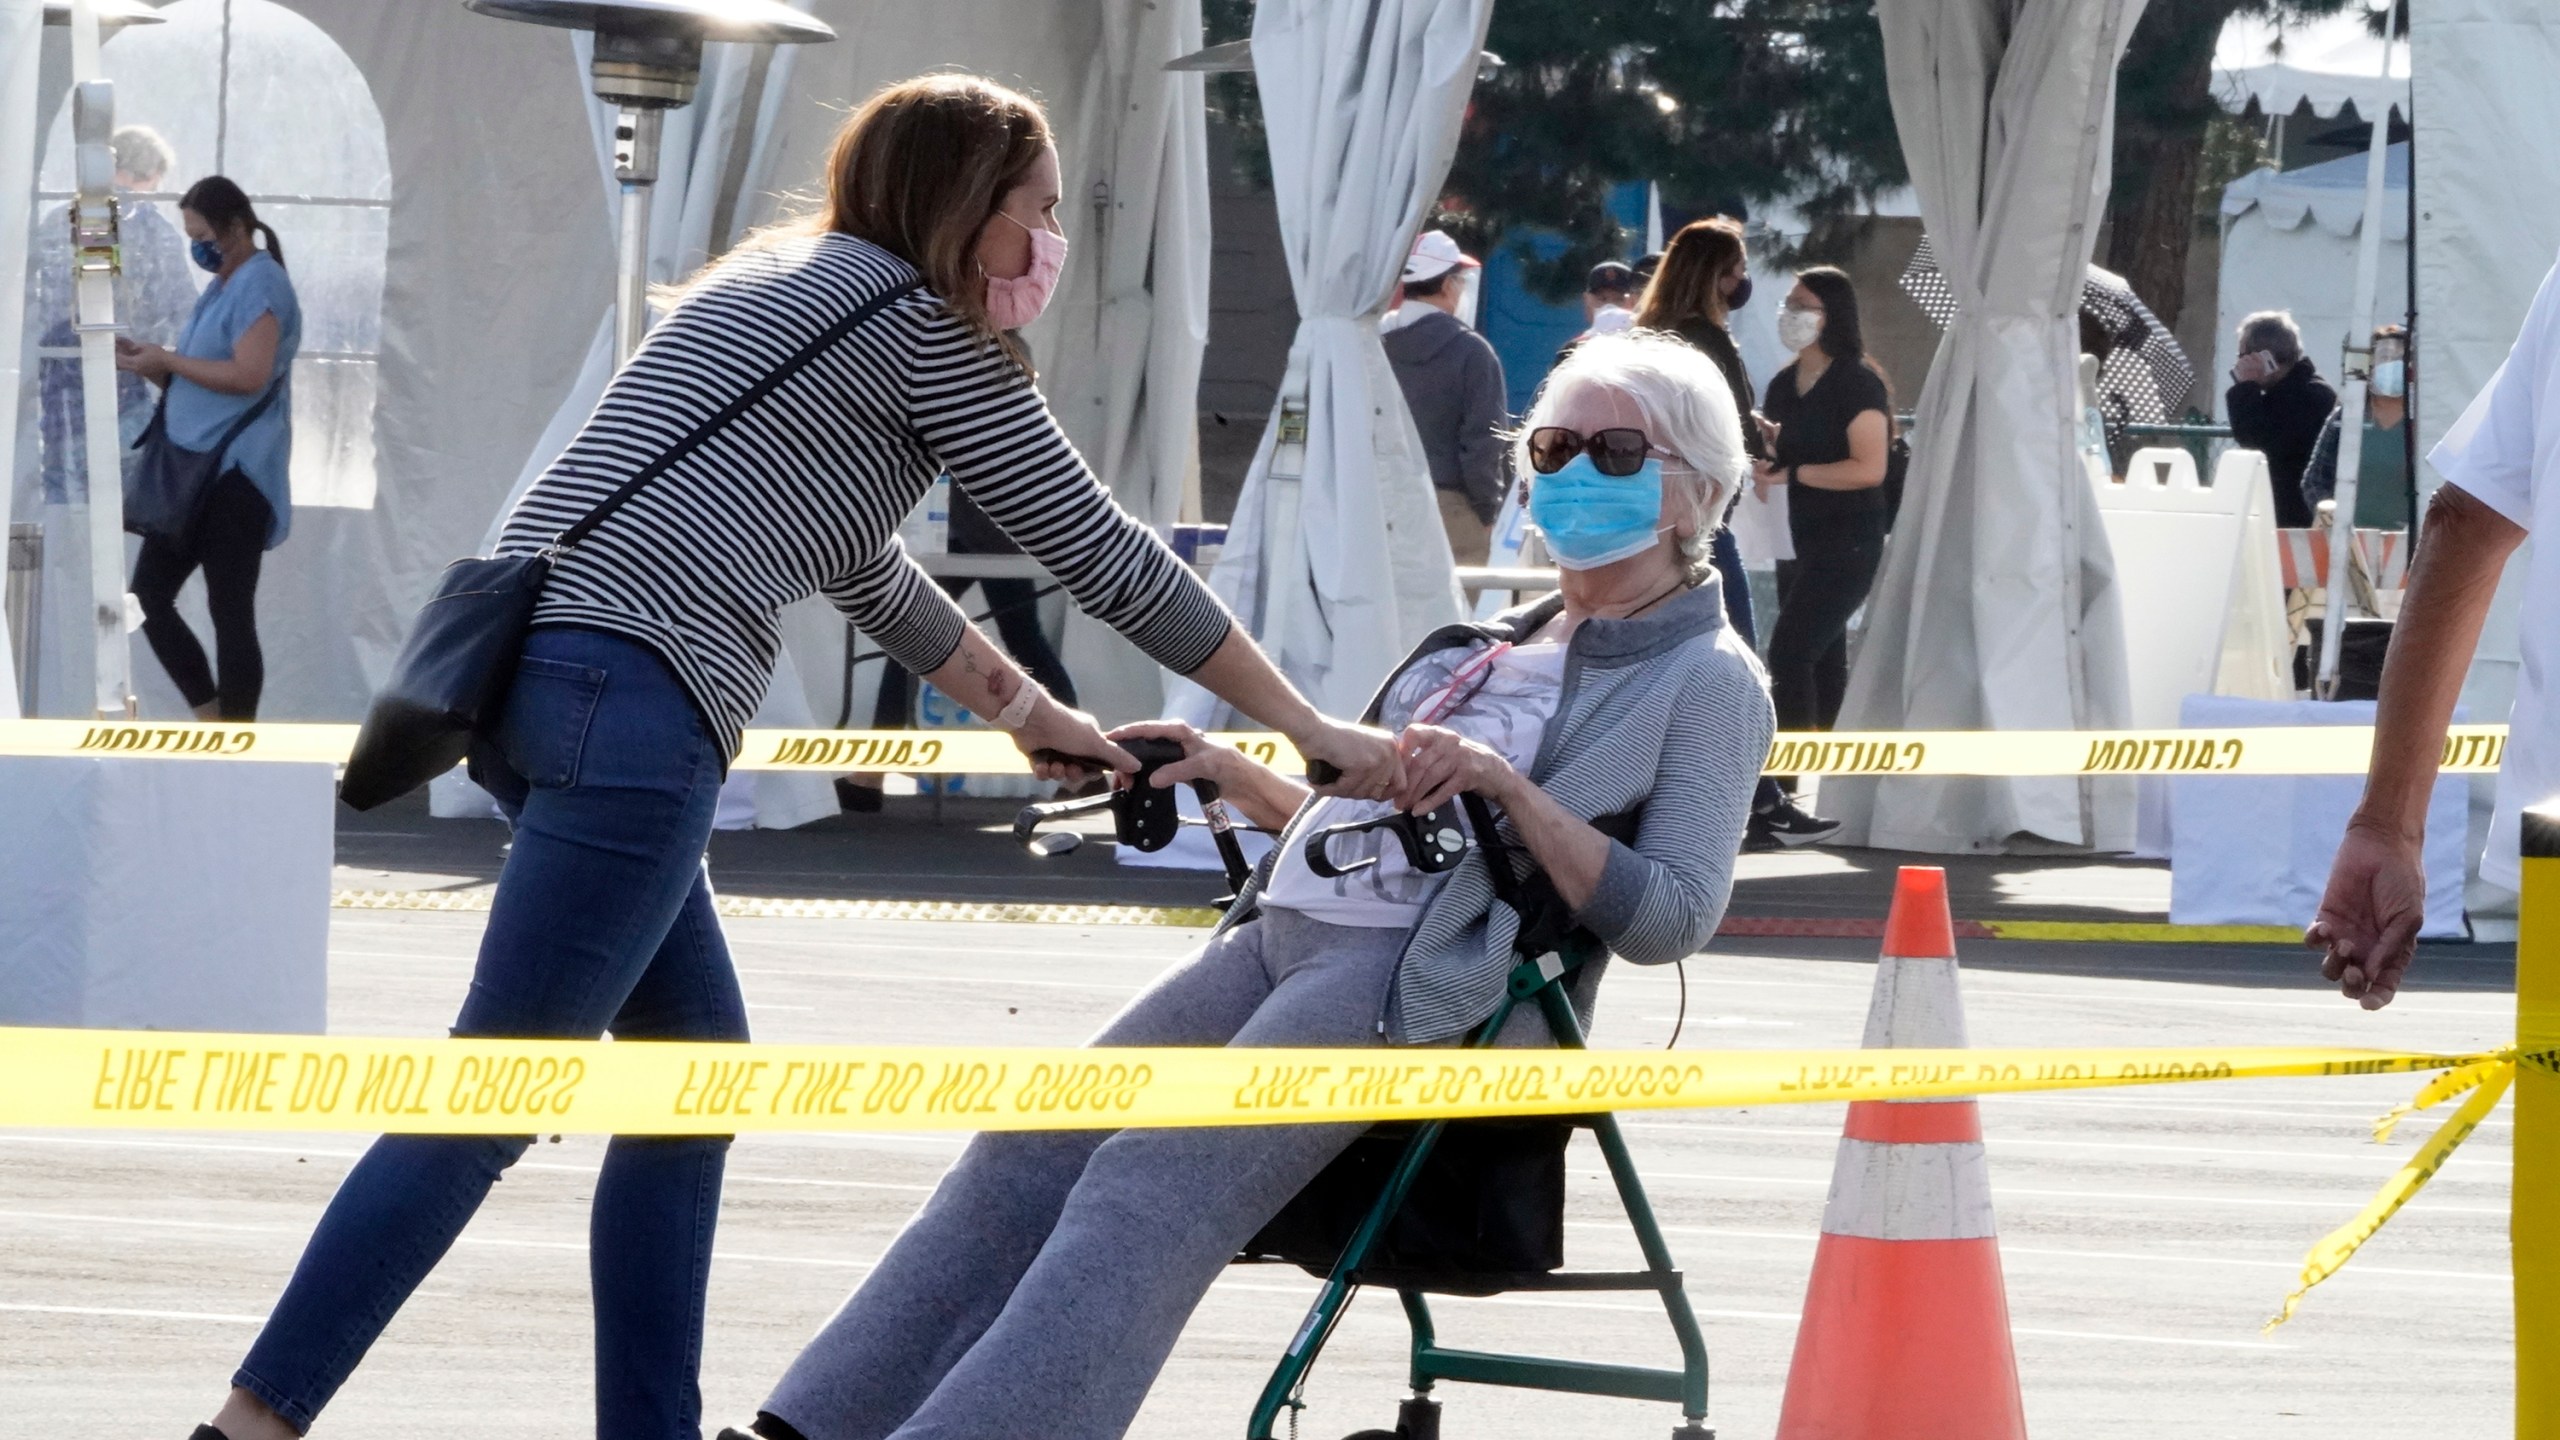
top-left (1235, 795), bottom-right (1714, 1440)
top-left (1015, 767), bottom-right (1715, 1439)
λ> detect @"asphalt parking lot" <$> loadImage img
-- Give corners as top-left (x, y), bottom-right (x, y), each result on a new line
top-left (3, 875), bottom-right (2516, 1438)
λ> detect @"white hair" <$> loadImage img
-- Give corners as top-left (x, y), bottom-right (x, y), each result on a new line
top-left (2238, 309), bottom-right (2304, 367)
top-left (110, 126), bottom-right (174, 185)
top-left (1514, 329), bottom-right (1749, 577)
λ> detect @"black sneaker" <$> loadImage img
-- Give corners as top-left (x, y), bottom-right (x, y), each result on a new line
top-left (1752, 796), bottom-right (1843, 849)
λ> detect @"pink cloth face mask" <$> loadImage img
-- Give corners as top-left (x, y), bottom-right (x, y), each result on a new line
top-left (984, 211), bottom-right (1067, 330)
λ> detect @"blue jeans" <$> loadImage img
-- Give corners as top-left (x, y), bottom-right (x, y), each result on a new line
top-left (234, 626), bottom-right (748, 1438)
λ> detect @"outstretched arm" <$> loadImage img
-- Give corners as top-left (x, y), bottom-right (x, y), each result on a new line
top-left (2309, 483), bottom-right (2525, 1007)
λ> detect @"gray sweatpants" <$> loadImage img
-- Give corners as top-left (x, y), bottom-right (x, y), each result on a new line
top-left (762, 908), bottom-right (1408, 1440)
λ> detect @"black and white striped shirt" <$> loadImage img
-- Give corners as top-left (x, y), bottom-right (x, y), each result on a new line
top-left (497, 232), bottom-right (1232, 758)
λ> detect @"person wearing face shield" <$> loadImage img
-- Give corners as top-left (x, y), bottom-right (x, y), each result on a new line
top-left (2302, 324), bottom-right (2415, 529)
top-left (729, 330), bottom-right (1771, 1440)
top-left (1754, 266), bottom-right (1893, 835)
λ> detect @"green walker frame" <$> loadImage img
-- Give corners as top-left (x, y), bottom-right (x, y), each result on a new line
top-left (1240, 938), bottom-right (1714, 1440)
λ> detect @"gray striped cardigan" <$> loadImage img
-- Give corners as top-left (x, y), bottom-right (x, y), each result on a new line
top-left (1217, 580), bottom-right (1774, 1044)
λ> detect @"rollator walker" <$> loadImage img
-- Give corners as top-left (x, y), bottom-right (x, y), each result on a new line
top-left (1016, 746), bottom-right (1715, 1440)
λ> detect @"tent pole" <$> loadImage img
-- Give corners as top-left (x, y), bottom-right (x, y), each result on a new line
top-left (612, 104), bottom-right (662, 367)
top-left (66, 0), bottom-right (131, 717)
top-left (2313, 26), bottom-right (2405, 698)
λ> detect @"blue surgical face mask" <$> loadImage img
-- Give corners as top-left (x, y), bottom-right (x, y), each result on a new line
top-left (1530, 454), bottom-right (1668, 570)
top-left (189, 238), bottom-right (224, 273)
top-left (2370, 359), bottom-right (2406, 399)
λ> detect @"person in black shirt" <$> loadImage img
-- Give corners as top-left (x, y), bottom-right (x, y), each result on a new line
top-left (1758, 266), bottom-right (1892, 820)
top-left (2225, 309), bottom-right (2337, 528)
top-left (1637, 217), bottom-right (1837, 848)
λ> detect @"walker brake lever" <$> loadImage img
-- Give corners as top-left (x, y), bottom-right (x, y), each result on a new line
top-left (1301, 800), bottom-right (1468, 880)
top-left (1012, 738), bottom-right (1189, 854)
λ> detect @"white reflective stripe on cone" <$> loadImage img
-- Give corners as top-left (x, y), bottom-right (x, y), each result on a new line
top-left (1818, 1137), bottom-right (1999, 1241)
top-left (1861, 955), bottom-right (1971, 1049)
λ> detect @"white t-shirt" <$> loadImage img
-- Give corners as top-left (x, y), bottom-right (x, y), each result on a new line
top-left (1262, 641), bottom-right (1569, 927)
top-left (2428, 249), bottom-right (2560, 891)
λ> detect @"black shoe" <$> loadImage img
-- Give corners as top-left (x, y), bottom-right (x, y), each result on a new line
top-left (190, 1428), bottom-right (232, 1440)
top-left (1752, 797), bottom-right (1842, 849)
top-left (834, 777), bottom-right (884, 813)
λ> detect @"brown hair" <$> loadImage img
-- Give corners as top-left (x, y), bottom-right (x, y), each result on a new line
top-left (1636, 217), bottom-right (1745, 331)
top-left (684, 75), bottom-right (1053, 367)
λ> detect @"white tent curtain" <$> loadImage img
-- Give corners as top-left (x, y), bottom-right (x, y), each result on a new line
top-left (1037, 0), bottom-right (1211, 725)
top-left (1828, 0), bottom-right (2144, 855)
top-left (1173, 0), bottom-right (1482, 725)
top-left (2412, 0), bottom-right (2560, 897)
top-left (0, 0), bottom-right (39, 718)
top-left (479, 29), bottom-right (809, 549)
top-left (442, 23), bottom-right (838, 828)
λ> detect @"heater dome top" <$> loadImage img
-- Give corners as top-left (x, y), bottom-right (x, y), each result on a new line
top-left (461, 0), bottom-right (834, 46)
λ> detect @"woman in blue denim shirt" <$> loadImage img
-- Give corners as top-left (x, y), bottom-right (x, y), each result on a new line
top-left (114, 175), bottom-right (299, 719)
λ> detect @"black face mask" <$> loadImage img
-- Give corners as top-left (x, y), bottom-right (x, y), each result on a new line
top-left (1726, 275), bottom-right (1754, 310)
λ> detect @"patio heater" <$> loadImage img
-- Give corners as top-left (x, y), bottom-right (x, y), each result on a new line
top-left (461, 0), bottom-right (833, 366)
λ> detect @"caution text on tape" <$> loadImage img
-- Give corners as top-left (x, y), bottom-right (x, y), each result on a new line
top-left (0, 720), bottom-right (2513, 777)
top-left (4, 1026), bottom-right (2495, 1136)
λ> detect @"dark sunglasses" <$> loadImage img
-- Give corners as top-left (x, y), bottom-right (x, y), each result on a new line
top-left (1526, 426), bottom-right (1658, 477)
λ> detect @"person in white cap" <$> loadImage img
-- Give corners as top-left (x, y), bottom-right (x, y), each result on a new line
top-left (1384, 229), bottom-right (1510, 564)
top-left (2312, 248), bottom-right (2560, 1008)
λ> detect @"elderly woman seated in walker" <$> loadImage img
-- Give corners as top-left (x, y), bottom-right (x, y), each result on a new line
top-left (733, 329), bottom-right (1776, 1440)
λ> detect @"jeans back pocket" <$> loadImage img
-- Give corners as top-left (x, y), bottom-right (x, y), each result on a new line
top-left (497, 655), bottom-right (607, 790)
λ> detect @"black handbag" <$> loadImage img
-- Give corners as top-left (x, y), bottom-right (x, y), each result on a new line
top-left (124, 384), bottom-right (280, 541)
top-left (338, 277), bottom-right (926, 812)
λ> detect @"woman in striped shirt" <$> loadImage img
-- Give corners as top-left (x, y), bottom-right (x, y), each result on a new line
top-left (192, 75), bottom-right (1395, 1440)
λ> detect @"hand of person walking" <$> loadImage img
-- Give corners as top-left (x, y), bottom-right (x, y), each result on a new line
top-left (2306, 818), bottom-right (2428, 1009)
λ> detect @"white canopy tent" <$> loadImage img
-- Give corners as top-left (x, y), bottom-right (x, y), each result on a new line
top-left (2214, 8), bottom-right (2406, 124)
top-left (1827, 0), bottom-right (2144, 855)
top-left (7, 0), bottom-right (1211, 744)
top-left (2214, 143), bottom-right (2408, 419)
top-left (1171, 0), bottom-right (1479, 727)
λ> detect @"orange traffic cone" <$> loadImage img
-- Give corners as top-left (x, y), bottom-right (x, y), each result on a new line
top-left (1773, 866), bottom-right (2028, 1440)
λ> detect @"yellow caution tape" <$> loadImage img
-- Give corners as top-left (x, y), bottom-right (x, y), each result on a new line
top-left (331, 890), bottom-right (2301, 944)
top-left (2268, 1054), bottom-right (2523, 1330)
top-left (332, 889), bottom-right (1226, 929)
top-left (5, 1025), bottom-right (2525, 1324)
top-left (1, 1025), bottom-right (2489, 1136)
top-left (0, 720), bottom-right (2510, 777)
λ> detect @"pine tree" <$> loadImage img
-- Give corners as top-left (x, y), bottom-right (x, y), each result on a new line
top-left (2103, 0), bottom-right (2360, 331)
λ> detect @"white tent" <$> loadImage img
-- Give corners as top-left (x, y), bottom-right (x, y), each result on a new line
top-left (8, 0), bottom-right (1210, 740)
top-left (2214, 143), bottom-right (2408, 414)
top-left (2411, 0), bottom-right (2560, 906)
top-left (2215, 9), bottom-right (2406, 123)
top-left (1826, 0), bottom-right (2143, 855)
top-left (0, 0), bottom-right (38, 717)
top-left (1171, 0), bottom-right (1479, 726)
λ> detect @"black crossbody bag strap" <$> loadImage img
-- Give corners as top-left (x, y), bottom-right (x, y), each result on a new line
top-left (551, 276), bottom-right (926, 553)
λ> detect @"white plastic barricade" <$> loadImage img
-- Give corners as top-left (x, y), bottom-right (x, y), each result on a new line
top-left (2169, 694), bottom-right (2469, 937)
top-left (0, 758), bottom-right (331, 1031)
top-left (2089, 447), bottom-right (2251, 729)
top-left (2211, 449), bottom-right (2295, 703)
